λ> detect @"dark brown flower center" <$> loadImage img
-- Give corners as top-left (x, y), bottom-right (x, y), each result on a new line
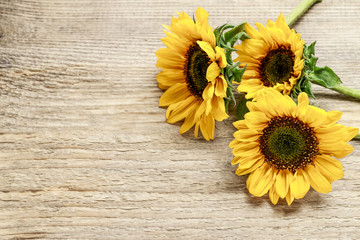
top-left (258, 116), bottom-right (318, 172)
top-left (259, 45), bottom-right (295, 87)
top-left (184, 42), bottom-right (211, 99)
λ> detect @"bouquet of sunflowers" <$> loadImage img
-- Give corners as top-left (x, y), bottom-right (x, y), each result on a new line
top-left (155, 0), bottom-right (359, 205)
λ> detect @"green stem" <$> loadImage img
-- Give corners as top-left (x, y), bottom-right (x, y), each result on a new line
top-left (329, 84), bottom-right (360, 99)
top-left (285, 0), bottom-right (322, 27)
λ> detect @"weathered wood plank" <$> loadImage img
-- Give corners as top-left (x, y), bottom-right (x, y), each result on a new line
top-left (0, 0), bottom-right (359, 239)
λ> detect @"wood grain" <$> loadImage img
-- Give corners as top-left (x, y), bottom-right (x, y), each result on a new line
top-left (0, 0), bottom-right (359, 239)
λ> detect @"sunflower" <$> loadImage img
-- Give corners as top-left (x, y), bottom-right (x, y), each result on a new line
top-left (156, 7), bottom-right (228, 140)
top-left (229, 89), bottom-right (358, 205)
top-left (234, 14), bottom-right (305, 99)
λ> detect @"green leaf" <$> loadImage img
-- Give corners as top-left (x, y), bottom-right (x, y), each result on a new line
top-left (308, 66), bottom-right (342, 88)
top-left (226, 86), bottom-right (236, 103)
top-left (291, 74), bottom-right (315, 98)
top-left (224, 23), bottom-right (245, 41)
top-left (227, 61), bottom-right (240, 71)
top-left (214, 24), bottom-right (234, 46)
top-left (239, 32), bottom-right (250, 41)
top-left (303, 42), bottom-right (318, 71)
top-left (227, 32), bottom-right (249, 47)
top-left (298, 42), bottom-right (342, 97)
top-left (232, 65), bottom-right (247, 83)
top-left (303, 41), bottom-right (316, 58)
top-left (225, 42), bottom-right (238, 51)
top-left (236, 94), bottom-right (250, 120)
top-left (307, 55), bottom-right (318, 71)
top-left (303, 78), bottom-right (315, 98)
top-left (224, 23), bottom-right (246, 46)
top-left (224, 98), bottom-right (231, 113)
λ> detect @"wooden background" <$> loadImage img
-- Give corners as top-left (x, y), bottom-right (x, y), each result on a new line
top-left (0, 0), bottom-right (359, 239)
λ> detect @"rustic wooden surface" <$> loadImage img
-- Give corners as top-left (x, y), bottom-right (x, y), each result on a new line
top-left (0, 0), bottom-right (359, 239)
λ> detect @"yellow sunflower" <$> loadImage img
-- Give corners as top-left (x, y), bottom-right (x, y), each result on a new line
top-left (234, 14), bottom-right (305, 99)
top-left (156, 7), bottom-right (228, 140)
top-left (229, 89), bottom-right (358, 205)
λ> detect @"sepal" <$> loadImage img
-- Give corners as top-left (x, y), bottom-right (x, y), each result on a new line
top-left (214, 24), bottom-right (249, 112)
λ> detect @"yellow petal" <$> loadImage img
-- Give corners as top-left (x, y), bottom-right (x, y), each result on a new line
top-left (211, 96), bottom-right (229, 121)
top-left (275, 13), bottom-right (288, 32)
top-left (231, 151), bottom-right (264, 166)
top-left (238, 83), bottom-right (264, 99)
top-left (275, 170), bottom-right (293, 198)
top-left (156, 48), bottom-right (185, 62)
top-left (244, 111), bottom-right (269, 130)
top-left (254, 22), bottom-right (274, 47)
top-left (267, 23), bottom-right (287, 46)
top-left (202, 83), bottom-right (214, 101)
top-left (195, 7), bottom-right (209, 32)
top-left (157, 70), bottom-right (185, 89)
top-left (246, 164), bottom-right (275, 197)
top-left (179, 109), bottom-right (196, 134)
top-left (242, 69), bottom-right (259, 79)
top-left (199, 26), bottom-right (216, 48)
top-left (214, 75), bottom-right (227, 97)
top-left (156, 58), bottom-right (184, 70)
top-left (246, 101), bottom-right (261, 113)
top-left (231, 153), bottom-right (262, 167)
top-left (205, 99), bottom-right (212, 115)
top-left (303, 106), bottom-right (327, 127)
top-left (269, 184), bottom-right (279, 205)
top-left (246, 164), bottom-right (268, 196)
top-left (167, 96), bottom-right (198, 123)
top-left (199, 113), bottom-right (215, 141)
top-left (298, 92), bottom-right (309, 106)
top-left (194, 101), bottom-right (206, 121)
top-left (318, 141), bottom-right (354, 158)
top-left (233, 129), bottom-right (260, 142)
top-left (194, 122), bottom-right (200, 138)
top-left (251, 166), bottom-right (276, 197)
top-left (206, 62), bottom-right (221, 82)
top-left (232, 141), bottom-right (259, 152)
top-left (237, 38), bottom-right (268, 57)
top-left (161, 30), bottom-right (189, 54)
top-left (232, 145), bottom-right (260, 158)
top-left (233, 120), bottom-right (247, 130)
top-left (234, 53), bottom-right (261, 65)
top-left (260, 89), bottom-right (293, 116)
top-left (314, 155), bottom-right (344, 183)
top-left (229, 139), bottom-right (240, 149)
top-left (285, 189), bottom-right (295, 206)
top-left (159, 83), bottom-right (190, 107)
top-left (235, 158), bottom-right (264, 176)
top-left (290, 169), bottom-right (310, 199)
top-left (316, 124), bottom-right (358, 145)
top-left (215, 46), bottom-right (227, 68)
top-left (197, 40), bottom-right (215, 60)
top-left (293, 92), bottom-right (309, 118)
top-left (176, 11), bottom-right (192, 22)
top-left (305, 165), bottom-right (332, 194)
top-left (244, 22), bottom-right (263, 40)
top-left (316, 124), bottom-right (349, 143)
top-left (322, 111), bottom-right (343, 126)
top-left (345, 127), bottom-right (359, 142)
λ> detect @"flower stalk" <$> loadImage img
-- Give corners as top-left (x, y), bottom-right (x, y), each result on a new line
top-left (329, 84), bottom-right (360, 99)
top-left (286, 0), bottom-right (322, 27)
